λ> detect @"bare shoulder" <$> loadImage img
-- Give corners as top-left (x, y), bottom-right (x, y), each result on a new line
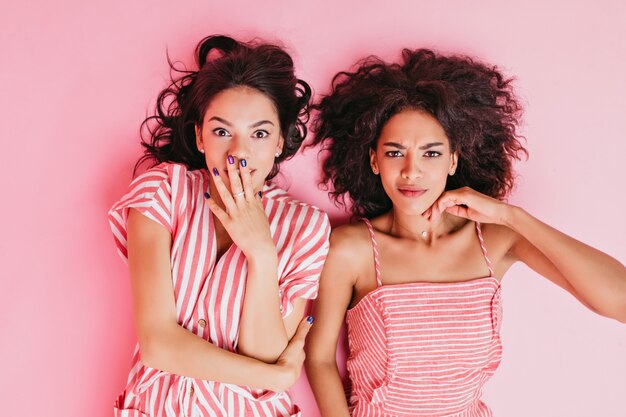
top-left (480, 222), bottom-right (522, 268)
top-left (329, 222), bottom-right (372, 256)
top-left (323, 222), bottom-right (373, 284)
top-left (481, 221), bottom-right (515, 237)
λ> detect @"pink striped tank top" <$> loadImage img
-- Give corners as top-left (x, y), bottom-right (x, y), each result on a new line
top-left (345, 219), bottom-right (503, 417)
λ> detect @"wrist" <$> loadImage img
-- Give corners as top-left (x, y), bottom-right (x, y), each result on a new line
top-left (502, 204), bottom-right (525, 230)
top-left (246, 245), bottom-right (278, 266)
top-left (269, 362), bottom-right (295, 392)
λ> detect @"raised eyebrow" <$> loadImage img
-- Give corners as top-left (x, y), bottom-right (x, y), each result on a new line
top-left (207, 116), bottom-right (232, 126)
top-left (250, 120), bottom-right (274, 128)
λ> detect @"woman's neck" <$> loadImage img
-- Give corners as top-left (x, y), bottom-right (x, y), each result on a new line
top-left (385, 208), bottom-right (466, 243)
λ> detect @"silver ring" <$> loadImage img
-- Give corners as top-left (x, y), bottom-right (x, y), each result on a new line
top-left (233, 191), bottom-right (245, 198)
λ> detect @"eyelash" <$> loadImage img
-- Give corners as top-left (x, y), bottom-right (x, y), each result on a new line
top-left (212, 128), bottom-right (270, 139)
top-left (213, 128), bottom-right (231, 137)
top-left (384, 150), bottom-right (442, 158)
top-left (253, 130), bottom-right (270, 139)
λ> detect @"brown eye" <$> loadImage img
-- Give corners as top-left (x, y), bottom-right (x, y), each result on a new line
top-left (213, 128), bottom-right (230, 137)
top-left (253, 130), bottom-right (269, 139)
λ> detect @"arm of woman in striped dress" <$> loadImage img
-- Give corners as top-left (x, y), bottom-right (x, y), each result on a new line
top-left (126, 208), bottom-right (312, 391)
top-left (207, 162), bottom-right (329, 363)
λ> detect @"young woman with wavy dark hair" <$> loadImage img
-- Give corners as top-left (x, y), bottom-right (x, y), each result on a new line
top-left (108, 35), bottom-right (330, 417)
top-left (304, 49), bottom-right (626, 417)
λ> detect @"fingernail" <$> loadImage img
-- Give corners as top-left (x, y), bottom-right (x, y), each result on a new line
top-left (306, 316), bottom-right (315, 324)
top-left (240, 159), bottom-right (247, 168)
top-left (227, 155), bottom-right (235, 165)
top-left (212, 167), bottom-right (219, 176)
top-left (258, 191), bottom-right (262, 198)
top-left (203, 192), bottom-right (210, 199)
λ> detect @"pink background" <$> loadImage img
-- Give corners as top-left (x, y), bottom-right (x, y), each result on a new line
top-left (1, 1), bottom-right (625, 416)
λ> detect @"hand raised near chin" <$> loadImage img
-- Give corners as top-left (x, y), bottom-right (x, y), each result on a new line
top-left (206, 156), bottom-right (276, 259)
top-left (424, 187), bottom-right (511, 226)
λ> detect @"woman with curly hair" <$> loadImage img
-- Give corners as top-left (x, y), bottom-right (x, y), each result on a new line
top-left (304, 49), bottom-right (626, 417)
top-left (108, 35), bottom-right (330, 417)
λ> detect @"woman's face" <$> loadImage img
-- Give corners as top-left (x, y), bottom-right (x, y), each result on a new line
top-left (195, 86), bottom-right (283, 193)
top-left (370, 109), bottom-right (458, 216)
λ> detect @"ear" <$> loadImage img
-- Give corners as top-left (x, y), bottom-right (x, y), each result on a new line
top-left (449, 151), bottom-right (459, 175)
top-left (369, 147), bottom-right (379, 175)
top-left (195, 124), bottom-right (204, 152)
top-left (276, 135), bottom-right (284, 156)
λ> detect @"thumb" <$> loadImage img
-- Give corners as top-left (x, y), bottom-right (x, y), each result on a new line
top-left (290, 316), bottom-right (314, 345)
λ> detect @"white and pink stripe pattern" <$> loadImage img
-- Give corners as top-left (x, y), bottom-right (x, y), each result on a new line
top-left (109, 163), bottom-right (330, 417)
top-left (346, 219), bottom-right (502, 417)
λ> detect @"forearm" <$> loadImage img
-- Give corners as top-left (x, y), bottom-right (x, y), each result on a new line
top-left (305, 360), bottom-right (351, 417)
top-left (506, 206), bottom-right (626, 320)
top-left (140, 322), bottom-right (289, 392)
top-left (238, 252), bottom-right (289, 362)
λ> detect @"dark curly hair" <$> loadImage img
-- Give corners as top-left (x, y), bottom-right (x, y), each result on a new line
top-left (135, 35), bottom-right (311, 180)
top-left (311, 48), bottom-right (527, 219)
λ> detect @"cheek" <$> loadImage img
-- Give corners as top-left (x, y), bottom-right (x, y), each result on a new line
top-left (203, 135), bottom-right (229, 155)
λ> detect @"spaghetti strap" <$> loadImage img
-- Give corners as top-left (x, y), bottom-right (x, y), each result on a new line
top-left (362, 218), bottom-right (383, 287)
top-left (475, 222), bottom-right (495, 277)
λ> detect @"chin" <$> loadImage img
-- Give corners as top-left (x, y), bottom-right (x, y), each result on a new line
top-left (390, 195), bottom-right (432, 214)
top-left (391, 201), bottom-right (428, 217)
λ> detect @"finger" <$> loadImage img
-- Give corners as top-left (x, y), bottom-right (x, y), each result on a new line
top-left (421, 206), bottom-right (432, 221)
top-left (205, 195), bottom-right (230, 224)
top-left (445, 204), bottom-right (470, 219)
top-left (429, 202), bottom-right (441, 223)
top-left (238, 158), bottom-right (255, 202)
top-left (226, 155), bottom-right (245, 201)
top-left (431, 194), bottom-right (452, 223)
top-left (289, 316), bottom-right (314, 346)
top-left (210, 167), bottom-right (237, 214)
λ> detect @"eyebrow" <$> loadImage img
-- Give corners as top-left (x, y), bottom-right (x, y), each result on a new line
top-left (382, 141), bottom-right (444, 150)
top-left (207, 116), bottom-right (274, 128)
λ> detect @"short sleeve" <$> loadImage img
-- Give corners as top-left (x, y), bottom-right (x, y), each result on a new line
top-left (108, 164), bottom-right (175, 263)
top-left (279, 208), bottom-right (331, 318)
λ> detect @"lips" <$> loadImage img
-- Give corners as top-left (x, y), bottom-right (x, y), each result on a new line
top-left (397, 186), bottom-right (427, 197)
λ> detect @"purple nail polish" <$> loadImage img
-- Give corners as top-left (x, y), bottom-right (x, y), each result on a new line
top-left (258, 191), bottom-right (262, 198)
top-left (240, 159), bottom-right (247, 168)
top-left (227, 155), bottom-right (235, 165)
top-left (212, 168), bottom-right (219, 176)
top-left (203, 192), bottom-right (210, 199)
top-left (306, 316), bottom-right (314, 324)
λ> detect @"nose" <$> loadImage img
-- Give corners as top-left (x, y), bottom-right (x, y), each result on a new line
top-left (228, 135), bottom-right (251, 163)
top-left (400, 154), bottom-right (422, 180)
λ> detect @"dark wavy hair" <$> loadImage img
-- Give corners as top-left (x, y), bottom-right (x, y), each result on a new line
top-left (311, 48), bottom-right (527, 219)
top-left (135, 35), bottom-right (312, 180)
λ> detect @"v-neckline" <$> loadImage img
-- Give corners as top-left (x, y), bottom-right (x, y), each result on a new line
top-left (210, 213), bottom-right (239, 269)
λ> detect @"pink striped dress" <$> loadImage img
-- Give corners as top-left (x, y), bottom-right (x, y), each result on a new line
top-left (345, 219), bottom-right (503, 417)
top-left (108, 163), bottom-right (330, 417)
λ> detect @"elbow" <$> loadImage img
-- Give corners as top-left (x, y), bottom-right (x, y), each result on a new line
top-left (615, 302), bottom-right (626, 324)
top-left (304, 353), bottom-right (336, 374)
top-left (137, 332), bottom-right (172, 370)
top-left (607, 287), bottom-right (626, 323)
top-left (303, 351), bottom-right (319, 369)
top-left (608, 308), bottom-right (626, 324)
top-left (593, 298), bottom-right (626, 324)
top-left (137, 336), bottom-right (162, 369)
